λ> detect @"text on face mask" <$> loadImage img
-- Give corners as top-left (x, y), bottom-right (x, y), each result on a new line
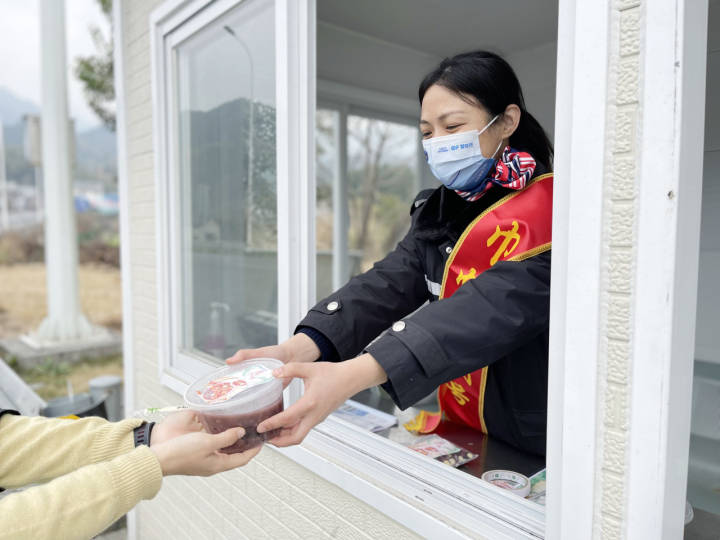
top-left (436, 141), bottom-right (474, 154)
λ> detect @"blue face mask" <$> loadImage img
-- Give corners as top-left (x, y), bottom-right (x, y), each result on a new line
top-left (422, 115), bottom-right (502, 191)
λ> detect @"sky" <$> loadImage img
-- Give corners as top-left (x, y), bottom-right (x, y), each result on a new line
top-left (0, 0), bottom-right (110, 131)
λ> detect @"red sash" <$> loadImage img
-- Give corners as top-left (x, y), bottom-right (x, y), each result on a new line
top-left (405, 173), bottom-right (553, 435)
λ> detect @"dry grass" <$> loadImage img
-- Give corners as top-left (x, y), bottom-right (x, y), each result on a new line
top-left (0, 262), bottom-right (124, 400)
top-left (0, 263), bottom-right (122, 339)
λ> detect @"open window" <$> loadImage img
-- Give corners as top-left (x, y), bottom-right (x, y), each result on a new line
top-left (152, 0), bottom-right (558, 536)
top-left (311, 0), bottom-right (557, 506)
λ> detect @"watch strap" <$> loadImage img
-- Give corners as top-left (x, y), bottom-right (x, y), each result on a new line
top-left (133, 421), bottom-right (156, 447)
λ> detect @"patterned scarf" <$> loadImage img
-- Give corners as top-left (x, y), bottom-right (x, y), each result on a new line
top-left (454, 146), bottom-right (536, 202)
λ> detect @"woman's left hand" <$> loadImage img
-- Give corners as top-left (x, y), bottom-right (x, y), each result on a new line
top-left (257, 354), bottom-right (388, 447)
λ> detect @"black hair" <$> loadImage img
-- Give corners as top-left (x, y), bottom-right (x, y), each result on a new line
top-left (419, 50), bottom-right (553, 169)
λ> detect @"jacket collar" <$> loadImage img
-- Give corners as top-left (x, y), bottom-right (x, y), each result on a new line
top-left (414, 162), bottom-right (550, 242)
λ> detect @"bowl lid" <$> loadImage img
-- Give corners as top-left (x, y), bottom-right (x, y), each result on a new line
top-left (184, 358), bottom-right (283, 411)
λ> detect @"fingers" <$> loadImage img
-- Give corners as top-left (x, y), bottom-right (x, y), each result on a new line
top-left (227, 346), bottom-right (275, 364)
top-left (207, 427), bottom-right (245, 451)
top-left (267, 418), bottom-right (314, 447)
top-left (226, 349), bottom-right (253, 364)
top-left (257, 397), bottom-right (313, 434)
top-left (272, 362), bottom-right (314, 380)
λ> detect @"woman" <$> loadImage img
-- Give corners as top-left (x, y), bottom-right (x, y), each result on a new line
top-left (230, 50), bottom-right (553, 456)
top-left (0, 409), bottom-right (260, 540)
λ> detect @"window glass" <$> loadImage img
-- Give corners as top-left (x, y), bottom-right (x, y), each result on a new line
top-left (346, 114), bottom-right (419, 275)
top-left (315, 108), bottom-right (337, 300)
top-left (315, 111), bottom-right (421, 298)
top-left (175, 0), bottom-right (276, 360)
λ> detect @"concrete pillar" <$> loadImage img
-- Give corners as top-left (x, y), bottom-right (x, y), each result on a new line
top-left (33, 0), bottom-right (93, 343)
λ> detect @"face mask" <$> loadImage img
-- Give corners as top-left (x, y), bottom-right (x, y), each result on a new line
top-left (422, 115), bottom-right (502, 191)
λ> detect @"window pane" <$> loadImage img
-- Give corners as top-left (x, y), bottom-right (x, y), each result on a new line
top-left (175, 0), bottom-right (276, 359)
top-left (314, 112), bottom-right (422, 297)
top-left (347, 115), bottom-right (419, 275)
top-left (315, 108), bottom-right (338, 300)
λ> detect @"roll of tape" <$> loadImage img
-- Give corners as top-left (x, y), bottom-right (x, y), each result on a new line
top-left (481, 469), bottom-right (531, 498)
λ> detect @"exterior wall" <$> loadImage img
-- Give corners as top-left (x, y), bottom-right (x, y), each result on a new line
top-left (119, 1), bottom-right (419, 538)
top-left (592, 2), bottom-right (643, 538)
top-left (589, 1), bottom-right (713, 537)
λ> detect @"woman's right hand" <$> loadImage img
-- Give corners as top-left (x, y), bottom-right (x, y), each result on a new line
top-left (226, 333), bottom-right (321, 365)
top-left (150, 428), bottom-right (262, 477)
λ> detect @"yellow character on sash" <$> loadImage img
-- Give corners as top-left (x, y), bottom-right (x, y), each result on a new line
top-left (445, 380), bottom-right (470, 406)
top-left (456, 268), bottom-right (477, 286)
top-left (487, 220), bottom-right (521, 266)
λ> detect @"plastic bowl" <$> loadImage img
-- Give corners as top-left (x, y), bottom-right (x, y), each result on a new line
top-left (184, 358), bottom-right (284, 453)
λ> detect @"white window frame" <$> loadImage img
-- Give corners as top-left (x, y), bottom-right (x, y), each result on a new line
top-left (151, 1), bottom-right (547, 536)
top-left (152, 0), bottom-right (287, 391)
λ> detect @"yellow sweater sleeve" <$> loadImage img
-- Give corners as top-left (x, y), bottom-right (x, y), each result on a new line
top-left (0, 445), bottom-right (163, 540)
top-left (0, 414), bottom-right (143, 488)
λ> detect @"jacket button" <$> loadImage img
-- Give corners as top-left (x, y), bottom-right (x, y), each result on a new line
top-left (327, 301), bottom-right (339, 311)
top-left (392, 321), bottom-right (406, 332)
top-left (445, 246), bottom-right (453, 254)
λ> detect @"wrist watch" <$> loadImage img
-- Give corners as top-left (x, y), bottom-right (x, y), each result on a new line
top-left (133, 421), bottom-right (156, 447)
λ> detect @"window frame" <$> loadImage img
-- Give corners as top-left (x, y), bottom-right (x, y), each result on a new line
top-left (152, 0), bottom-right (284, 390)
top-left (151, 0), bottom-right (545, 537)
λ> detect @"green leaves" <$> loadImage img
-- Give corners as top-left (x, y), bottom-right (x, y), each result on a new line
top-left (73, 0), bottom-right (115, 131)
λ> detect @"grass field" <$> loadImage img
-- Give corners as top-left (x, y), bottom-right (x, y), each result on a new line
top-left (0, 262), bottom-right (123, 400)
top-left (0, 262), bottom-right (122, 339)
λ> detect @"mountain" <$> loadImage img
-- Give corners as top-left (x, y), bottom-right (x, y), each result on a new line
top-left (76, 124), bottom-right (117, 174)
top-left (0, 87), bottom-right (40, 126)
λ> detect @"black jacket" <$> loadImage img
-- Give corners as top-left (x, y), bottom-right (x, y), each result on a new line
top-left (297, 170), bottom-right (551, 456)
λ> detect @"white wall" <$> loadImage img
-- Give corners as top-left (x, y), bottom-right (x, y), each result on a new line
top-left (317, 20), bottom-right (558, 137)
top-left (506, 41), bottom-right (558, 139)
top-left (317, 22), bottom-right (439, 104)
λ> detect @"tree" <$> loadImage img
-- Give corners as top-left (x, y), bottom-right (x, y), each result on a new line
top-left (352, 119), bottom-right (390, 273)
top-left (347, 117), bottom-right (416, 273)
top-left (74, 0), bottom-right (115, 131)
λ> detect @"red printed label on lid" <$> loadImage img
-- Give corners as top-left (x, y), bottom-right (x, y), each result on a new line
top-left (197, 365), bottom-right (275, 404)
